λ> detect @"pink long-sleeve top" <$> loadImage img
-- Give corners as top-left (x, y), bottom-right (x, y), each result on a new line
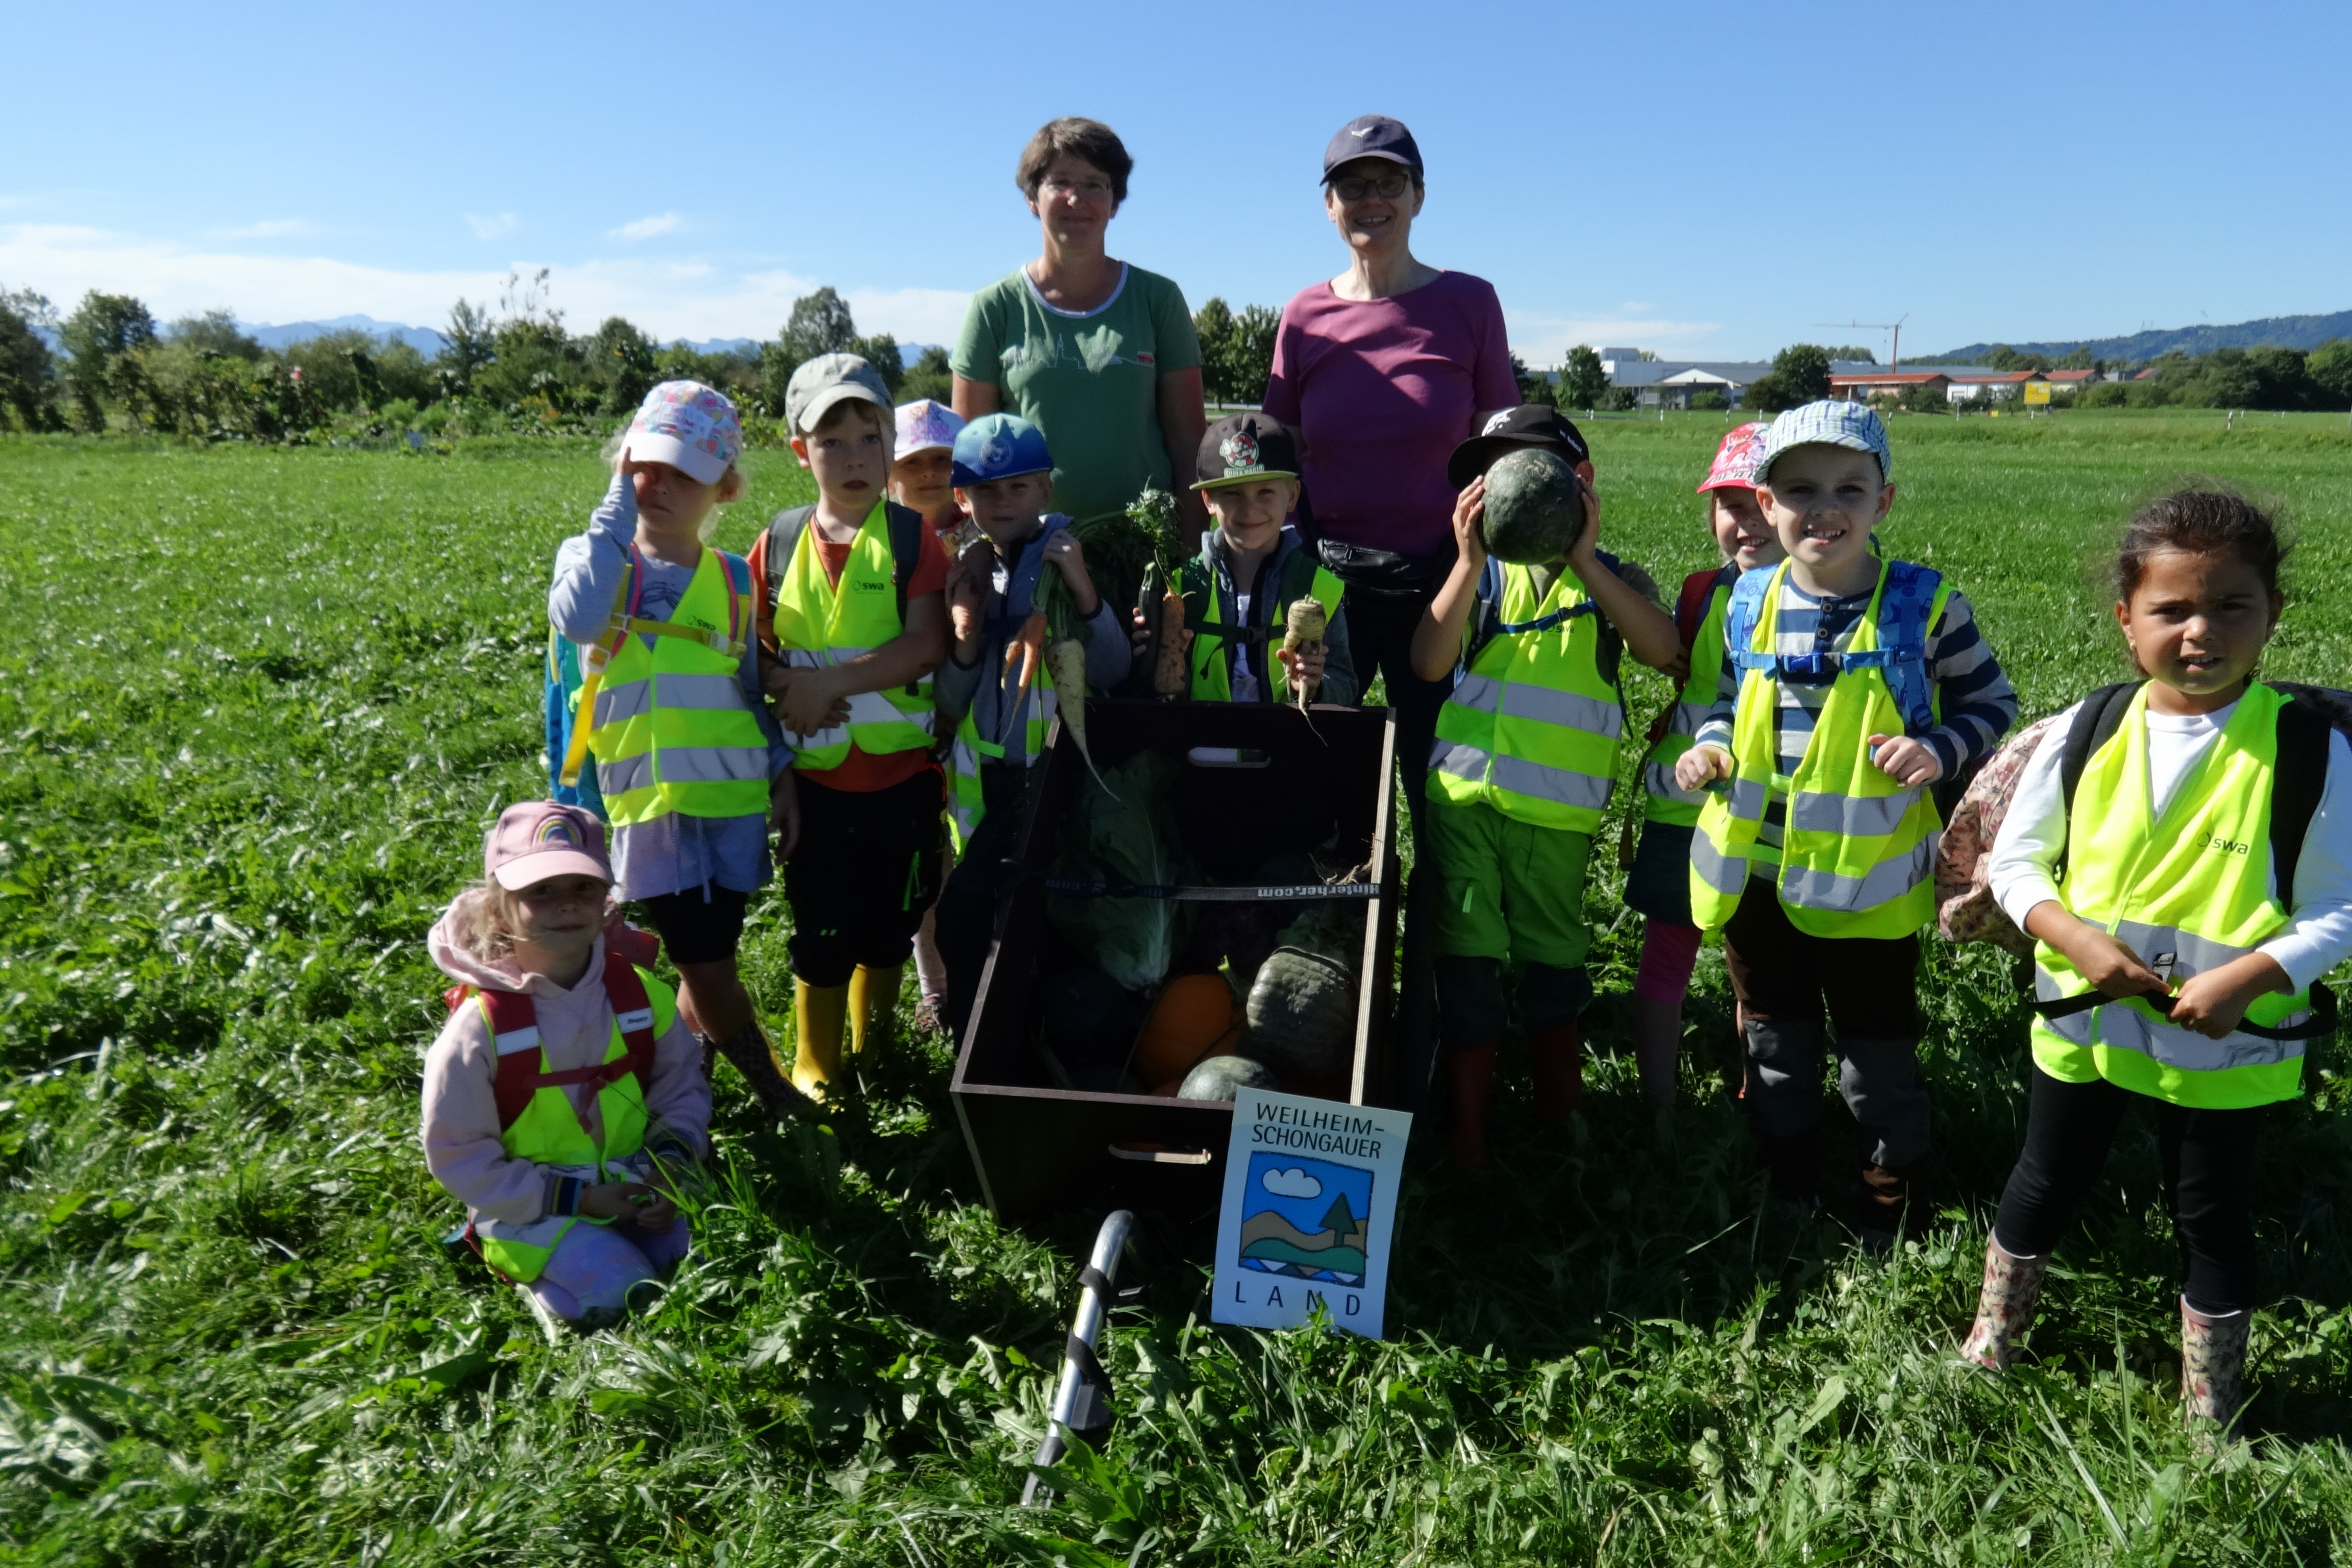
top-left (420, 893), bottom-right (710, 1227)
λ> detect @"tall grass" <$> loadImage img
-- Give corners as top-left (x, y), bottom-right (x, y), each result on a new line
top-left (1, 421), bottom-right (2350, 1562)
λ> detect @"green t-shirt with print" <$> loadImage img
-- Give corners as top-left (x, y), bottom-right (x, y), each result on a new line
top-left (950, 262), bottom-right (1202, 522)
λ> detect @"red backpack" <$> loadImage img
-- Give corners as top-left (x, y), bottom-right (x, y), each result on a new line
top-left (444, 946), bottom-right (660, 1131)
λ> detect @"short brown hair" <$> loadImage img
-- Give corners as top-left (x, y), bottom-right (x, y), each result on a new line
top-left (1016, 117), bottom-right (1133, 204)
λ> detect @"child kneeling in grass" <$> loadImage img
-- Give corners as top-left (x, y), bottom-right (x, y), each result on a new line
top-left (423, 803), bottom-right (708, 1329)
top-left (1411, 407), bottom-right (1682, 1169)
top-left (1676, 401), bottom-right (2017, 1241)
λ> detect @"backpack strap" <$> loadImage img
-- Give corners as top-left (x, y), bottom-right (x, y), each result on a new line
top-left (2053, 681), bottom-right (2143, 885)
top-left (2268, 687), bottom-right (2332, 907)
top-left (1721, 562), bottom-right (1778, 673)
top-left (763, 504), bottom-right (817, 614)
top-left (467, 951), bottom-right (663, 1135)
top-left (884, 500), bottom-right (923, 627)
top-left (1675, 564), bottom-right (1733, 651)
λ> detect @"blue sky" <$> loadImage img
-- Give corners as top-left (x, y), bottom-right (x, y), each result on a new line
top-left (5, 2), bottom-right (2343, 363)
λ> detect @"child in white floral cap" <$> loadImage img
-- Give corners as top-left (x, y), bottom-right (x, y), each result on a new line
top-left (548, 381), bottom-right (805, 1120)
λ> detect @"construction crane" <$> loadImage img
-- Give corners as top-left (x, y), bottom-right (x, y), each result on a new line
top-left (1816, 314), bottom-right (1909, 371)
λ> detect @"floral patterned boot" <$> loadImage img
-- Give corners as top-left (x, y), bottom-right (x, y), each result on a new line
top-left (1959, 1235), bottom-right (2048, 1371)
top-left (2179, 1297), bottom-right (2250, 1437)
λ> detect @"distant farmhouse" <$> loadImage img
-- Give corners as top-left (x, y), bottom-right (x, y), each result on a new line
top-left (1599, 351), bottom-right (2120, 409)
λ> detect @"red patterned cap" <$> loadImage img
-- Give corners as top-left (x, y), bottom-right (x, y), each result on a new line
top-left (1697, 422), bottom-right (1771, 494)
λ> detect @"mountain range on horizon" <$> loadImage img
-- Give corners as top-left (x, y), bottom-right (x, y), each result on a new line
top-left (1921, 308), bottom-right (2352, 364)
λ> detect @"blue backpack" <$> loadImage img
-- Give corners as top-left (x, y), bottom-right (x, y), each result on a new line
top-left (1722, 558), bottom-right (1942, 737)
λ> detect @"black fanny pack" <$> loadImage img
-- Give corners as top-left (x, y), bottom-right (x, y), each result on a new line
top-left (1315, 539), bottom-right (1451, 607)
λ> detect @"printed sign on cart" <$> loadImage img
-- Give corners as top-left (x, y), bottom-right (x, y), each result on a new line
top-left (1212, 1087), bottom-right (1411, 1339)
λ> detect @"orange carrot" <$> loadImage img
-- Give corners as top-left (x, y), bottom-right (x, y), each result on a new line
top-left (1004, 608), bottom-right (1047, 696)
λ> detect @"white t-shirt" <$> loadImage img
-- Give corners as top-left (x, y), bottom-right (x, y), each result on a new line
top-left (1986, 695), bottom-right (2352, 990)
top-left (1231, 592), bottom-right (1260, 702)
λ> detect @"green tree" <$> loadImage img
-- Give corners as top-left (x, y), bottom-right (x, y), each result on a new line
top-left (853, 333), bottom-right (903, 396)
top-left (0, 289), bottom-right (62, 431)
top-left (1824, 345), bottom-right (1877, 363)
top-left (1193, 297), bottom-right (1237, 402)
top-left (1222, 304), bottom-right (1278, 406)
top-left (1774, 344), bottom-right (1833, 402)
top-left (1508, 351), bottom-right (1549, 406)
top-left (898, 344), bottom-right (953, 406)
top-left (590, 316), bottom-right (660, 414)
top-left (439, 298), bottom-right (495, 396)
top-left (761, 287), bottom-right (863, 413)
top-left (2054, 346), bottom-right (2096, 370)
top-left (59, 291), bottom-right (159, 431)
top-left (167, 309), bottom-right (263, 360)
top-left (1558, 345), bottom-right (1609, 411)
top-left (1318, 1190), bottom-right (1359, 1239)
top-left (2308, 338), bottom-right (2352, 408)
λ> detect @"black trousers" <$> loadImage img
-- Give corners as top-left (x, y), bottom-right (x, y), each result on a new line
top-left (1993, 1067), bottom-right (2263, 1315)
top-left (782, 769), bottom-right (945, 987)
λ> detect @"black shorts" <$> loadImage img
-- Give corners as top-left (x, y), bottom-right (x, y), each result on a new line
top-left (783, 769), bottom-right (946, 986)
top-left (635, 885), bottom-right (751, 967)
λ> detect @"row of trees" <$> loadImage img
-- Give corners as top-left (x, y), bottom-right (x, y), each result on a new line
top-left (0, 274), bottom-right (960, 440)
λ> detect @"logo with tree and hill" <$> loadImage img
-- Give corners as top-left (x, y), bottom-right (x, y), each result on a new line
top-left (1237, 1153), bottom-right (1373, 1287)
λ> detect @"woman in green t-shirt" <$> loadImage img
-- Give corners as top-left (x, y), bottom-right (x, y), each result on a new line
top-left (951, 117), bottom-right (1207, 528)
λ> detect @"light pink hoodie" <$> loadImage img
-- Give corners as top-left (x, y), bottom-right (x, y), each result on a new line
top-left (421, 890), bottom-right (711, 1227)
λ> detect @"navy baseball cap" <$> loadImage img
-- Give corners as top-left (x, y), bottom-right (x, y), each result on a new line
top-left (1447, 405), bottom-right (1591, 487)
top-left (951, 412), bottom-right (1054, 487)
top-left (1322, 114), bottom-right (1423, 181)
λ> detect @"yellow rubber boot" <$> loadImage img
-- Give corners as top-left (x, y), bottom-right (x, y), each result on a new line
top-left (792, 979), bottom-right (849, 1100)
top-left (848, 964), bottom-right (903, 1057)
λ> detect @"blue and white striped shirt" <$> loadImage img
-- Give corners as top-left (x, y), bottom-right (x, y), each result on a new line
top-left (1692, 577), bottom-right (2017, 854)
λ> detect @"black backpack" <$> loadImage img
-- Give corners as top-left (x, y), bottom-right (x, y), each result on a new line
top-left (2032, 679), bottom-right (2346, 1042)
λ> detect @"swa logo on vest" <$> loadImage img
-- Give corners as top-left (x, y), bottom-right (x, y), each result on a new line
top-left (2203, 834), bottom-right (2252, 856)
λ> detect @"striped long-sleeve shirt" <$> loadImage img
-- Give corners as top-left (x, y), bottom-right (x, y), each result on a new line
top-left (1691, 576), bottom-right (2017, 856)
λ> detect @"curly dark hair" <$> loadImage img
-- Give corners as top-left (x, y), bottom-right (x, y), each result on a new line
top-left (1015, 117), bottom-right (1133, 205)
top-left (2114, 482), bottom-right (2289, 600)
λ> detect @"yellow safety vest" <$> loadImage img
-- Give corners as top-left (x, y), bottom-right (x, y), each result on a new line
top-left (584, 548), bottom-right (769, 826)
top-left (771, 505), bottom-right (936, 772)
top-left (2031, 682), bottom-right (2311, 1109)
top-left (1428, 561), bottom-right (1623, 833)
top-left (1642, 565), bottom-right (1735, 827)
top-left (1181, 551), bottom-right (1345, 703)
top-left (469, 967), bottom-right (677, 1284)
top-left (1689, 559), bottom-right (1950, 938)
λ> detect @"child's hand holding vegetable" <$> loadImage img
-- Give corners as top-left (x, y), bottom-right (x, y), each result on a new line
top-left (1276, 641), bottom-right (1327, 699)
top-left (579, 1181), bottom-right (677, 1233)
top-left (1039, 532), bottom-right (1099, 616)
top-left (945, 547), bottom-right (991, 662)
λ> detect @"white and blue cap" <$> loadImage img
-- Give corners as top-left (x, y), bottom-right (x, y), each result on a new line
top-left (1758, 400), bottom-right (1892, 483)
top-left (951, 412), bottom-right (1054, 486)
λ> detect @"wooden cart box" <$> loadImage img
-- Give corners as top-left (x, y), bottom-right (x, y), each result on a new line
top-left (950, 699), bottom-right (1399, 1221)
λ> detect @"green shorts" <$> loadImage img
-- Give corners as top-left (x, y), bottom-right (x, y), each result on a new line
top-left (1426, 795), bottom-right (1592, 969)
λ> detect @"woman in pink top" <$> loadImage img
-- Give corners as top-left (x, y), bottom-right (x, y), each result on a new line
top-left (1262, 115), bottom-right (1520, 805)
top-left (1261, 115), bottom-right (1519, 1105)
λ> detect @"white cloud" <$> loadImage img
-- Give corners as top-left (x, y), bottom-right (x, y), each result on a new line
top-left (1507, 310), bottom-right (1725, 365)
top-left (611, 212), bottom-right (682, 241)
top-left (0, 221), bottom-right (972, 346)
top-left (1260, 1166), bottom-right (1323, 1199)
top-left (209, 218), bottom-right (308, 240)
top-left (465, 212), bottom-right (518, 240)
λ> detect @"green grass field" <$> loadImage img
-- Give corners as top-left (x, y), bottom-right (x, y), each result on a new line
top-left (4, 413), bottom-right (2352, 1563)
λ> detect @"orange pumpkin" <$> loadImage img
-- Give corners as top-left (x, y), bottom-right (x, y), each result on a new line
top-left (1131, 973), bottom-right (1243, 1089)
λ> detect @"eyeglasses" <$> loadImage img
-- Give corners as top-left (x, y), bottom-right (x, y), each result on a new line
top-left (1333, 170), bottom-right (1412, 202)
top-left (1040, 178), bottom-right (1115, 203)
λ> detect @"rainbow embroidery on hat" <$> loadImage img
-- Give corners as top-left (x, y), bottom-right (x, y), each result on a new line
top-left (534, 815), bottom-right (581, 848)
top-left (1219, 430), bottom-right (1262, 476)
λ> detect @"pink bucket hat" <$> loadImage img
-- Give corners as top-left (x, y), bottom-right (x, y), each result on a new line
top-left (1697, 422), bottom-right (1771, 494)
top-left (485, 802), bottom-right (612, 890)
top-left (895, 398), bottom-right (965, 457)
top-left (623, 380), bottom-right (743, 485)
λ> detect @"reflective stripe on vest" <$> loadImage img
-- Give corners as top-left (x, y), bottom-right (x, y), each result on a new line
top-left (1689, 558), bottom-right (1949, 938)
top-left (1183, 554), bottom-right (1344, 703)
top-left (1643, 568), bottom-right (1735, 826)
top-left (2030, 682), bottom-right (2310, 1109)
top-left (465, 957), bottom-right (677, 1283)
top-left (584, 547), bottom-right (768, 826)
top-left (773, 504), bottom-right (936, 771)
top-left (1427, 561), bottom-right (1623, 832)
